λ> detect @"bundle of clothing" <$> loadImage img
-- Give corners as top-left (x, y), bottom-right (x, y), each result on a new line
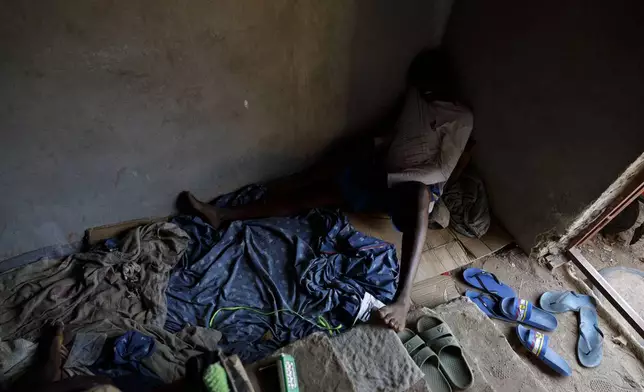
top-left (0, 186), bottom-right (400, 385)
top-left (0, 222), bottom-right (219, 385)
top-left (166, 185), bottom-right (399, 362)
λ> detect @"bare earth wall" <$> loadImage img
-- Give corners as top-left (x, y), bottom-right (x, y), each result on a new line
top-left (0, 0), bottom-right (453, 259)
top-left (445, 0), bottom-right (644, 252)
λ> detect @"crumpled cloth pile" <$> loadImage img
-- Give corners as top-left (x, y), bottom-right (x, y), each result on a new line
top-left (0, 222), bottom-right (220, 383)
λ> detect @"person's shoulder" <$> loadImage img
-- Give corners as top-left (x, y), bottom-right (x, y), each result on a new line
top-left (427, 100), bottom-right (473, 125)
top-left (428, 100), bottom-right (470, 114)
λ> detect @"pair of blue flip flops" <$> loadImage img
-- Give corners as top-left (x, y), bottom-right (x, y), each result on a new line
top-left (539, 291), bottom-right (604, 368)
top-left (463, 268), bottom-right (558, 332)
top-left (463, 268), bottom-right (603, 376)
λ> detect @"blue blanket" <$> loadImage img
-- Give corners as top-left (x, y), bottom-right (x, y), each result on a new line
top-left (165, 187), bottom-right (399, 362)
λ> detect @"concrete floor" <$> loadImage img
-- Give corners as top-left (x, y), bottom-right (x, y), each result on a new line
top-left (449, 248), bottom-right (644, 392)
top-left (575, 205), bottom-right (644, 344)
top-left (0, 0), bottom-right (453, 259)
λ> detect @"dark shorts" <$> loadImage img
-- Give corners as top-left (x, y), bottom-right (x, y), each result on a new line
top-left (337, 159), bottom-right (390, 214)
top-left (337, 158), bottom-right (444, 233)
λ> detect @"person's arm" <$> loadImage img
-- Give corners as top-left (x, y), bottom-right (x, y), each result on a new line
top-left (391, 182), bottom-right (429, 303)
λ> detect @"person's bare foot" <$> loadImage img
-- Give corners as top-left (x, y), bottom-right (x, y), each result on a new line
top-left (377, 298), bottom-right (411, 332)
top-left (178, 191), bottom-right (224, 229)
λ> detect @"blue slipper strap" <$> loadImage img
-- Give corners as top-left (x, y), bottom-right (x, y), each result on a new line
top-left (473, 271), bottom-right (503, 296)
top-left (579, 329), bottom-right (592, 355)
top-left (595, 324), bottom-right (605, 339)
top-left (527, 329), bottom-right (549, 359)
top-left (510, 298), bottom-right (533, 322)
top-left (551, 291), bottom-right (579, 306)
top-left (478, 296), bottom-right (497, 315)
top-left (484, 295), bottom-right (510, 319)
top-left (579, 324), bottom-right (604, 355)
top-left (468, 292), bottom-right (503, 317)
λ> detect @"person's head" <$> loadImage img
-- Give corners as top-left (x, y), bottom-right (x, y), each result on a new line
top-left (407, 48), bottom-right (456, 102)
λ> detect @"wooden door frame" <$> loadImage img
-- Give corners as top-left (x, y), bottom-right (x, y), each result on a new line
top-left (565, 168), bottom-right (644, 338)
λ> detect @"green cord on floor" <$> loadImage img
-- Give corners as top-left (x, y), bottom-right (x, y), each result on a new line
top-left (209, 306), bottom-right (343, 335)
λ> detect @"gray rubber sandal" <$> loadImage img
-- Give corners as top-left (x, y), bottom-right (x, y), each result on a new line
top-left (417, 316), bottom-right (474, 390)
top-left (399, 329), bottom-right (452, 392)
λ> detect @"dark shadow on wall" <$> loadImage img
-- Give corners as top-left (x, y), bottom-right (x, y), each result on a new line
top-left (261, 0), bottom-right (456, 183)
top-left (0, 0), bottom-right (456, 259)
top-left (343, 0), bottom-right (454, 135)
top-left (443, 0), bottom-right (644, 251)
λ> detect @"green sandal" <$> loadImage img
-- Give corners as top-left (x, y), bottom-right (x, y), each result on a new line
top-left (399, 329), bottom-right (452, 392)
top-left (417, 316), bottom-right (474, 390)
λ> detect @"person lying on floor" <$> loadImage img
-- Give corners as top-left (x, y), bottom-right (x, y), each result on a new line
top-left (179, 50), bottom-right (472, 332)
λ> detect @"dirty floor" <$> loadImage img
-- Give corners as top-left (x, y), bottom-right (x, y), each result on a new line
top-left (575, 203), bottom-right (644, 346)
top-left (350, 205), bottom-right (644, 391)
top-left (578, 201), bottom-right (644, 269)
top-left (434, 246), bottom-right (644, 392)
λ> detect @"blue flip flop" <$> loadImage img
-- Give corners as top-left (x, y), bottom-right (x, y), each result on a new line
top-left (499, 297), bottom-right (558, 331)
top-left (578, 306), bottom-right (604, 368)
top-left (539, 291), bottom-right (596, 313)
top-left (516, 325), bottom-right (571, 377)
top-left (465, 290), bottom-right (512, 322)
top-left (462, 268), bottom-right (516, 298)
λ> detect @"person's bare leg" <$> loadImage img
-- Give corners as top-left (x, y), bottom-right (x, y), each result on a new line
top-left (184, 184), bottom-right (343, 229)
top-left (376, 182), bottom-right (429, 332)
top-left (183, 192), bottom-right (226, 228)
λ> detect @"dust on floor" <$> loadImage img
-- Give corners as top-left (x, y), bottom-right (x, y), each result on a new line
top-left (577, 200), bottom-right (644, 270)
top-left (449, 247), bottom-right (644, 392)
top-left (571, 203), bottom-right (644, 349)
top-left (349, 206), bottom-right (644, 391)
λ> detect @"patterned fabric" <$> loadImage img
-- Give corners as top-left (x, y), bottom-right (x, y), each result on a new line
top-left (166, 187), bottom-right (399, 362)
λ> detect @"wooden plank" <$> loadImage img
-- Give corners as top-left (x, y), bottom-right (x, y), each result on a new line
top-left (413, 267), bottom-right (429, 284)
top-left (451, 230), bottom-right (491, 260)
top-left (413, 254), bottom-right (432, 284)
top-left (411, 274), bottom-right (460, 308)
top-left (425, 229), bottom-right (454, 249)
top-left (445, 241), bottom-right (471, 267)
top-left (422, 237), bottom-right (430, 252)
top-left (432, 246), bottom-right (459, 273)
top-left (86, 216), bottom-right (167, 245)
top-left (570, 171), bottom-right (644, 247)
top-left (479, 221), bottom-right (513, 252)
top-left (567, 247), bottom-right (644, 338)
top-left (418, 251), bottom-right (444, 279)
top-left (448, 218), bottom-right (513, 261)
top-left (347, 213), bottom-right (402, 255)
